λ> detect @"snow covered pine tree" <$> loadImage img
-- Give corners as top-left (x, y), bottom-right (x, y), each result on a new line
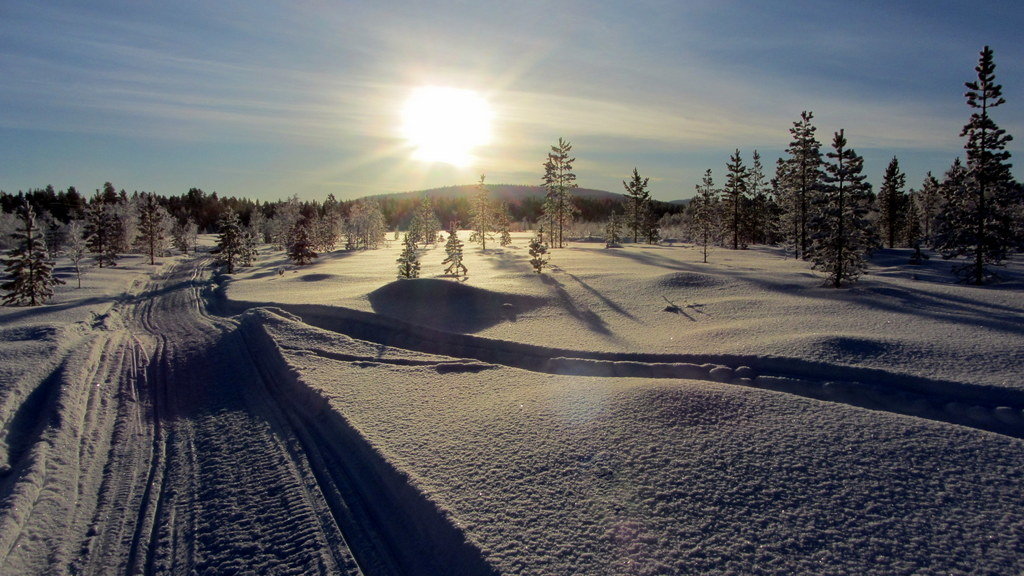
top-left (2, 202), bottom-right (64, 306)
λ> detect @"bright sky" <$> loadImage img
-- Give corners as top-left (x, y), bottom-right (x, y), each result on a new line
top-left (2, 1), bottom-right (1022, 202)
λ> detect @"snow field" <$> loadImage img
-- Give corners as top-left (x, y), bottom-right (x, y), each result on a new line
top-left (224, 233), bottom-right (1024, 390)
top-left (243, 307), bottom-right (1024, 575)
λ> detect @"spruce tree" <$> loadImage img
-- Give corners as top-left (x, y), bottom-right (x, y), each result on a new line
top-left (496, 202), bottom-right (513, 247)
top-left (878, 156), bottom-right (907, 248)
top-left (747, 150), bottom-right (770, 245)
top-left (136, 192), bottom-right (166, 265)
top-left (935, 46), bottom-right (1016, 284)
top-left (442, 228), bottom-right (468, 278)
top-left (469, 174), bottom-right (494, 249)
top-left (84, 196), bottom-right (121, 267)
top-left (397, 232), bottom-right (421, 278)
top-left (605, 211), bottom-right (623, 248)
top-left (528, 229), bottom-right (549, 273)
top-left (723, 149), bottom-right (749, 249)
top-left (811, 130), bottom-right (874, 287)
top-left (623, 167), bottom-right (650, 243)
top-left (784, 111), bottom-right (823, 258)
top-left (917, 172), bottom-right (943, 246)
top-left (215, 208), bottom-right (244, 274)
top-left (541, 137), bottom-right (578, 248)
top-left (408, 195), bottom-right (441, 248)
top-left (2, 202), bottom-right (64, 306)
top-left (691, 169), bottom-right (720, 264)
top-left (288, 222), bottom-right (317, 265)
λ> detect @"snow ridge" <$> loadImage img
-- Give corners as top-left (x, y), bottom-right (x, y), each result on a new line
top-left (228, 302), bottom-right (1024, 439)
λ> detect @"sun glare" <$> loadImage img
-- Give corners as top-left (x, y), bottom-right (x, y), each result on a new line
top-left (401, 86), bottom-right (492, 166)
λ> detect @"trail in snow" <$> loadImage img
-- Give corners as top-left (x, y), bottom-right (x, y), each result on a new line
top-left (1, 258), bottom-right (497, 575)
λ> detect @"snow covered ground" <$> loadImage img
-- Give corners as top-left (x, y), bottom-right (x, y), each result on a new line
top-left (1, 233), bottom-right (1023, 575)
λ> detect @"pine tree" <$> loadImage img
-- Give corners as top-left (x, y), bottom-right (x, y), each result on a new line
top-left (345, 199), bottom-right (387, 250)
top-left (442, 228), bottom-right (468, 278)
top-left (917, 172), bottom-right (943, 246)
top-left (747, 150), bottom-right (770, 245)
top-left (397, 232), bottom-right (421, 278)
top-left (2, 202), bottom-right (64, 306)
top-left (623, 167), bottom-right (650, 243)
top-left (408, 195), bottom-right (441, 248)
top-left (84, 195), bottom-right (121, 267)
top-left (722, 149), bottom-right (749, 249)
top-left (65, 220), bottom-right (89, 289)
top-left (878, 156), bottom-right (907, 248)
top-left (288, 222), bottom-right (317, 265)
top-left (240, 229), bottom-right (259, 267)
top-left (605, 211), bottom-right (623, 248)
top-left (935, 46), bottom-right (1016, 284)
top-left (136, 192), bottom-right (166, 265)
top-left (216, 208), bottom-right (244, 274)
top-left (469, 174), bottom-right (494, 249)
top-left (541, 137), bottom-right (578, 248)
top-left (811, 130), bottom-right (875, 287)
top-left (783, 111), bottom-right (823, 259)
top-left (691, 169), bottom-right (720, 264)
top-left (905, 192), bottom-right (927, 263)
top-left (495, 202), bottom-right (513, 247)
top-left (528, 229), bottom-right (549, 273)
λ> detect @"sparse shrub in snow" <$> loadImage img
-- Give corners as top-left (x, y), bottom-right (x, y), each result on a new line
top-left (65, 220), bottom-right (89, 288)
top-left (2, 202), bottom-right (64, 306)
top-left (397, 232), bottom-right (421, 278)
top-left (442, 229), bottom-right (468, 278)
top-left (528, 229), bottom-right (549, 273)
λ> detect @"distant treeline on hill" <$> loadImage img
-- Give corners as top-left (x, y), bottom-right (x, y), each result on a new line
top-left (0, 183), bottom-right (684, 233)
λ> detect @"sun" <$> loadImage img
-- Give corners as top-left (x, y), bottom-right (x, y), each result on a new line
top-left (401, 86), bottom-right (492, 166)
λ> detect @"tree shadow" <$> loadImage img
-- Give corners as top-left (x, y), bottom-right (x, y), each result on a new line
top-left (368, 279), bottom-right (545, 334)
top-left (561, 271), bottom-right (638, 321)
top-left (538, 274), bottom-right (614, 336)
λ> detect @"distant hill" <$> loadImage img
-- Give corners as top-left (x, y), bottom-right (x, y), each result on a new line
top-left (370, 184), bottom-right (626, 203)
top-left (363, 183), bottom-right (684, 228)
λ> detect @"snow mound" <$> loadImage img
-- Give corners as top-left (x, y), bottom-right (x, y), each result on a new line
top-left (656, 272), bottom-right (724, 289)
top-left (368, 278), bottom-right (546, 334)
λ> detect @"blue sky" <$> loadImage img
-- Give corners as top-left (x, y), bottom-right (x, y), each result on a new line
top-left (2, 1), bottom-right (1022, 202)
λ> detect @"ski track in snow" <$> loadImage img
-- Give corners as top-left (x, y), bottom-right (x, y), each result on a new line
top-left (1, 257), bottom-right (497, 575)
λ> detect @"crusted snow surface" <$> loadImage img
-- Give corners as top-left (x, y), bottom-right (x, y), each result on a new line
top-left (247, 309), bottom-right (1024, 575)
top-left (1, 234), bottom-right (1022, 575)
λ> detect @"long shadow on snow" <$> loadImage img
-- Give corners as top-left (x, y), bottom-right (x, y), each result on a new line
top-left (239, 317), bottom-right (499, 576)
top-left (220, 298), bottom-right (1024, 439)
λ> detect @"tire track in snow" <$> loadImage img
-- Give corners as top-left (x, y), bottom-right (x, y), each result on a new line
top-left (235, 302), bottom-right (1024, 440)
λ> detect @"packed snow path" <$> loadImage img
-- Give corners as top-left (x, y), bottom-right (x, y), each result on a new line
top-left (0, 259), bottom-right (492, 575)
